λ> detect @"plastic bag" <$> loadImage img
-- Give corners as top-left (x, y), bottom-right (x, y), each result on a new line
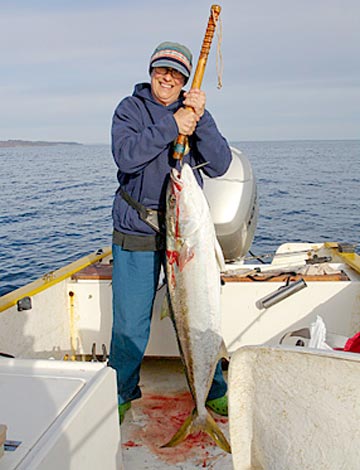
top-left (308, 316), bottom-right (332, 350)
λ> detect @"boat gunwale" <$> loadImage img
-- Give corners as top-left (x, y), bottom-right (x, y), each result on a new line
top-left (1, 242), bottom-right (359, 313)
top-left (0, 246), bottom-right (112, 314)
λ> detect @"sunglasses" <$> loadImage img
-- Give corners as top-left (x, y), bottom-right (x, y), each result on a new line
top-left (153, 67), bottom-right (185, 80)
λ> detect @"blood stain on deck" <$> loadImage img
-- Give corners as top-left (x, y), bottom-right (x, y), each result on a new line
top-left (123, 391), bottom-right (229, 466)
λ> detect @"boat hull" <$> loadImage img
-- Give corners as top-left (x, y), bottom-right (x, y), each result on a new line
top-left (0, 243), bottom-right (360, 360)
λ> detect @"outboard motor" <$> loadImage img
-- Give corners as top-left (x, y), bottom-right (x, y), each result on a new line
top-left (203, 147), bottom-right (258, 261)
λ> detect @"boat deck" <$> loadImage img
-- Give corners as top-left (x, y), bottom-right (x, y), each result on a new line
top-left (119, 357), bottom-right (233, 469)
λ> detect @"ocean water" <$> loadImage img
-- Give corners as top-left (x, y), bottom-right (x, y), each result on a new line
top-left (0, 140), bottom-right (359, 296)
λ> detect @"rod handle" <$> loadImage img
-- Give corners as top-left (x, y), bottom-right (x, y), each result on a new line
top-left (173, 5), bottom-right (221, 160)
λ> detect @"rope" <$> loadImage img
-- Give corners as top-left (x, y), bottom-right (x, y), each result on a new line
top-left (212, 9), bottom-right (223, 89)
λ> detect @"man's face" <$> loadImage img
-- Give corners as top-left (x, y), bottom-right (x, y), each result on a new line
top-left (150, 67), bottom-right (186, 106)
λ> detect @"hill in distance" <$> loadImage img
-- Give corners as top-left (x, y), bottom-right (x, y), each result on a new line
top-left (0, 139), bottom-right (82, 148)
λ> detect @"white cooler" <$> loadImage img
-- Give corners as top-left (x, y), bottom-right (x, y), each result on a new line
top-left (0, 358), bottom-right (122, 470)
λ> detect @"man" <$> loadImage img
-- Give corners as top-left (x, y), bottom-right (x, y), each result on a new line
top-left (108, 41), bottom-right (232, 423)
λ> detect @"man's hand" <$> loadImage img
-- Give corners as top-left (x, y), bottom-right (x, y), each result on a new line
top-left (183, 89), bottom-right (206, 118)
top-left (173, 107), bottom-right (199, 136)
top-left (173, 89), bottom-right (206, 135)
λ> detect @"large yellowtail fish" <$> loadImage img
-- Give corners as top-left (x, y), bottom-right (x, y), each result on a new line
top-left (164, 163), bottom-right (231, 453)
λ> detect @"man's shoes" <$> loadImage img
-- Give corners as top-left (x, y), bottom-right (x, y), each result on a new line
top-left (118, 402), bottom-right (131, 424)
top-left (206, 395), bottom-right (228, 416)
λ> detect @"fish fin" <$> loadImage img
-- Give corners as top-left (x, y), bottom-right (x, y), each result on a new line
top-left (214, 237), bottom-right (226, 272)
top-left (160, 291), bottom-right (171, 320)
top-left (204, 409), bottom-right (232, 454)
top-left (219, 340), bottom-right (230, 362)
top-left (161, 407), bottom-right (231, 454)
top-left (178, 242), bottom-right (195, 271)
top-left (161, 408), bottom-right (196, 448)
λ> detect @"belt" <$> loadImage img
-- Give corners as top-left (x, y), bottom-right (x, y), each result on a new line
top-left (119, 188), bottom-right (164, 234)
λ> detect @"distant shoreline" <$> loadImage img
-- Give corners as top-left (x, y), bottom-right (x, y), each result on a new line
top-left (0, 139), bottom-right (82, 148)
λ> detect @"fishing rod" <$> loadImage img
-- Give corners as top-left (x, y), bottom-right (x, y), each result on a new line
top-left (173, 4), bottom-right (221, 161)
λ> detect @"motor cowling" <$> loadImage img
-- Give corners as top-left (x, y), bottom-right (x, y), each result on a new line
top-left (203, 147), bottom-right (258, 261)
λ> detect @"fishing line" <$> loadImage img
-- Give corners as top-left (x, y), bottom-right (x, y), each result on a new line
top-left (192, 161), bottom-right (210, 170)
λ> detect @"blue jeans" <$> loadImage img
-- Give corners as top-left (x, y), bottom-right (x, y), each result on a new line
top-left (108, 243), bottom-right (227, 405)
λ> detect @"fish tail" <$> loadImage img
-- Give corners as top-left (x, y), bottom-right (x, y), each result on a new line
top-left (203, 409), bottom-right (232, 454)
top-left (161, 408), bottom-right (231, 454)
top-left (161, 408), bottom-right (196, 448)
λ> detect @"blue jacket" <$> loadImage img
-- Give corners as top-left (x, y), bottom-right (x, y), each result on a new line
top-left (111, 82), bottom-right (232, 236)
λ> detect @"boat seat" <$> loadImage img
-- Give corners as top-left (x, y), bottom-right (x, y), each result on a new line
top-left (71, 263), bottom-right (112, 281)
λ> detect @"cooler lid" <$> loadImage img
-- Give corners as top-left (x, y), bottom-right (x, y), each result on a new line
top-left (0, 358), bottom-right (103, 469)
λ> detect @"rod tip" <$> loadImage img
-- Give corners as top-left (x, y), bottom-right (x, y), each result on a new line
top-left (211, 4), bottom-right (221, 14)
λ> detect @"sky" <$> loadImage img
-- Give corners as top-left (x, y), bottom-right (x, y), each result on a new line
top-left (1, 0), bottom-right (359, 144)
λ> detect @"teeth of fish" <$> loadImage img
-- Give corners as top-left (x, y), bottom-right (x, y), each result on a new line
top-left (164, 163), bottom-right (231, 454)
